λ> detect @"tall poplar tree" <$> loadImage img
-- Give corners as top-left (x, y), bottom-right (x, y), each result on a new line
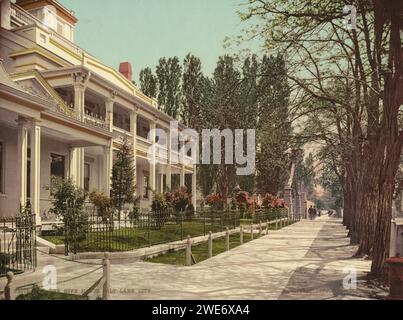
top-left (139, 67), bottom-right (158, 99)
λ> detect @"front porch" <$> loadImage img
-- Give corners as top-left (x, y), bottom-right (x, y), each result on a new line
top-left (0, 107), bottom-right (112, 223)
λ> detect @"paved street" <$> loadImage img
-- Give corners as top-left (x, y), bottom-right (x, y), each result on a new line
top-left (2, 216), bottom-right (380, 300)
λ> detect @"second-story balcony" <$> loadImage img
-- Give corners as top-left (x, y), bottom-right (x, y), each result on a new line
top-left (50, 86), bottom-right (109, 132)
top-left (113, 104), bottom-right (130, 133)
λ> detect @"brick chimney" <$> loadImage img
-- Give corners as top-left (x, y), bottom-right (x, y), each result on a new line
top-left (119, 62), bottom-right (133, 82)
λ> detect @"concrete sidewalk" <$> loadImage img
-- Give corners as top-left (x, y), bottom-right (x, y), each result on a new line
top-left (2, 217), bottom-right (380, 300)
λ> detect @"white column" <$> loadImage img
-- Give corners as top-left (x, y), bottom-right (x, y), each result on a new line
top-left (283, 186), bottom-right (293, 218)
top-left (150, 121), bottom-right (156, 193)
top-left (105, 97), bottom-right (114, 133)
top-left (192, 165), bottom-right (197, 210)
top-left (180, 165), bottom-right (185, 188)
top-left (70, 80), bottom-right (86, 189)
top-left (166, 129), bottom-right (172, 191)
top-left (30, 120), bottom-right (41, 223)
top-left (77, 148), bottom-right (84, 188)
top-left (17, 117), bottom-right (28, 208)
top-left (69, 147), bottom-right (84, 188)
top-left (73, 83), bottom-right (86, 120)
top-left (69, 147), bottom-right (76, 182)
top-left (103, 141), bottom-right (113, 196)
top-left (166, 166), bottom-right (172, 191)
top-left (130, 111), bottom-right (137, 195)
top-left (160, 172), bottom-right (164, 194)
top-left (0, 0), bottom-right (11, 30)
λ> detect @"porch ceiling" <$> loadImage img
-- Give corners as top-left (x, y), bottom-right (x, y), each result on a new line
top-left (41, 126), bottom-right (106, 148)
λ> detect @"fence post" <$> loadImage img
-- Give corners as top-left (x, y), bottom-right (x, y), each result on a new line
top-left (186, 235), bottom-right (192, 266)
top-left (266, 220), bottom-right (269, 235)
top-left (225, 227), bottom-right (230, 251)
top-left (4, 272), bottom-right (16, 300)
top-left (250, 224), bottom-right (254, 240)
top-left (208, 231), bottom-right (213, 258)
top-left (259, 221), bottom-right (262, 237)
top-left (204, 212), bottom-right (206, 236)
top-left (181, 215), bottom-right (184, 241)
top-left (240, 225), bottom-right (244, 245)
top-left (276, 218), bottom-right (279, 230)
top-left (102, 252), bottom-right (111, 300)
top-left (148, 214), bottom-right (151, 247)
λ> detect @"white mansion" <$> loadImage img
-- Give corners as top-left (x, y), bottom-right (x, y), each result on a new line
top-left (0, 0), bottom-right (196, 223)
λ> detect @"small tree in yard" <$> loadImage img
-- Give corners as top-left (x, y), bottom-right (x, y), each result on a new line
top-left (151, 192), bottom-right (170, 229)
top-left (48, 177), bottom-right (88, 253)
top-left (111, 139), bottom-right (136, 221)
top-left (89, 191), bottom-right (112, 222)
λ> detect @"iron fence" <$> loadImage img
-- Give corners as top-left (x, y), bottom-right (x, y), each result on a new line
top-left (58, 207), bottom-right (288, 255)
top-left (0, 213), bottom-right (37, 277)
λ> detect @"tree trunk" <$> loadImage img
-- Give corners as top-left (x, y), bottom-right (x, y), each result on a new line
top-left (371, 180), bottom-right (393, 275)
top-left (370, 0), bottom-right (403, 277)
top-left (356, 144), bottom-right (382, 257)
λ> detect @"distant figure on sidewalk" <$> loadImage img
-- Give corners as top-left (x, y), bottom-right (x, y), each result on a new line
top-left (308, 206), bottom-right (315, 220)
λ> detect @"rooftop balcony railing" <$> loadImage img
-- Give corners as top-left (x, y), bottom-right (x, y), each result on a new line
top-left (10, 3), bottom-right (38, 26)
top-left (10, 3), bottom-right (85, 57)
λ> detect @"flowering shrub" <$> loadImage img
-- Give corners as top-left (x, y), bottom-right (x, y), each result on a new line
top-left (233, 191), bottom-right (258, 215)
top-left (262, 193), bottom-right (286, 208)
top-left (235, 191), bottom-right (249, 205)
top-left (206, 194), bottom-right (225, 210)
top-left (164, 187), bottom-right (192, 213)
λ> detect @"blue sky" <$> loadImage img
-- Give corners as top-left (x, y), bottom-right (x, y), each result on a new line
top-left (60, 0), bottom-right (261, 82)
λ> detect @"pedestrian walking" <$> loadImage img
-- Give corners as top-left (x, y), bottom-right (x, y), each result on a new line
top-left (308, 206), bottom-right (314, 220)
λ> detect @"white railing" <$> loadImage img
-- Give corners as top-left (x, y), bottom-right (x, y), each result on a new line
top-left (50, 31), bottom-right (83, 56)
top-left (84, 111), bottom-right (108, 131)
top-left (46, 102), bottom-right (108, 132)
top-left (10, 3), bottom-right (84, 57)
top-left (113, 126), bottom-right (132, 137)
top-left (113, 127), bottom-right (133, 145)
top-left (10, 3), bottom-right (38, 26)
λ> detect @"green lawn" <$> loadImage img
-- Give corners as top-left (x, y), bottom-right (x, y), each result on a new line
top-left (144, 232), bottom-right (259, 266)
top-left (42, 221), bottom-right (233, 252)
top-left (17, 287), bottom-right (87, 300)
top-left (42, 219), bottom-right (297, 253)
